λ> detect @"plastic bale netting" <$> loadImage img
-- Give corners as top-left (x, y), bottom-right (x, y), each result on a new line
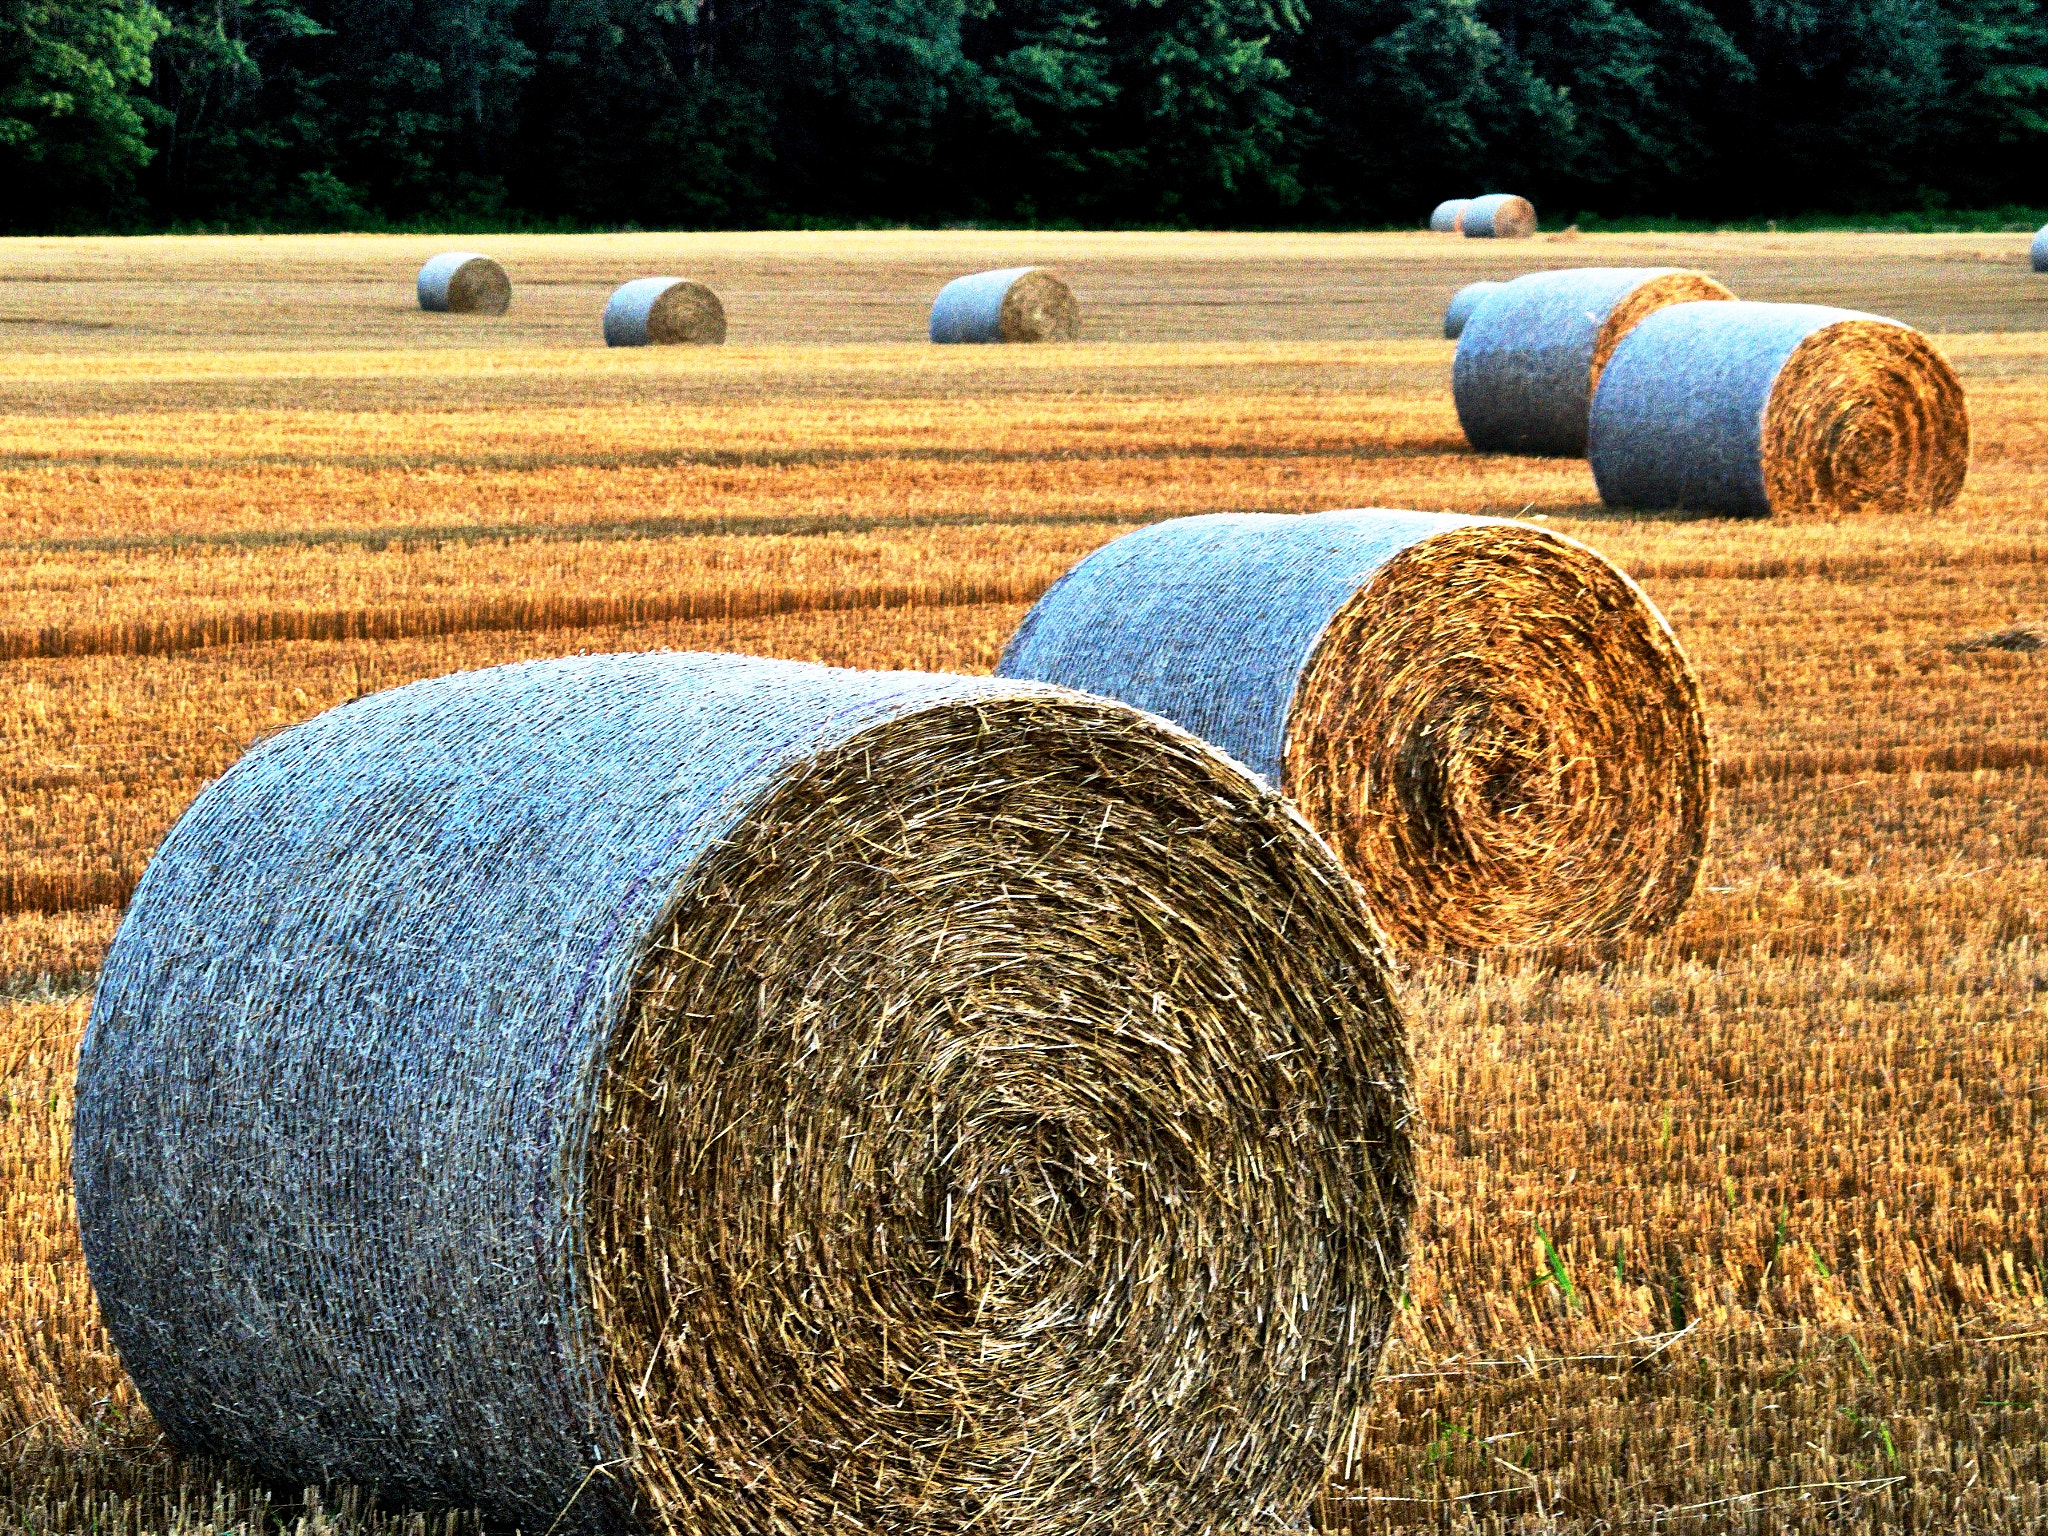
top-left (72, 651), bottom-right (1414, 1536)
top-left (2032, 224), bottom-right (2048, 272)
top-left (929, 268), bottom-right (1079, 344)
top-left (1443, 280), bottom-right (1504, 340)
top-left (1429, 199), bottom-right (1471, 234)
top-left (1459, 193), bottom-right (1537, 239)
top-left (997, 510), bottom-right (1713, 955)
top-left (416, 252), bottom-right (511, 315)
top-left (602, 278), bottom-right (727, 346)
top-left (1588, 300), bottom-right (1970, 518)
top-left (1453, 267), bottom-right (1736, 456)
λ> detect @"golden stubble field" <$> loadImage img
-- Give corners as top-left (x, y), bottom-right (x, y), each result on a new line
top-left (1, 231), bottom-right (2045, 1533)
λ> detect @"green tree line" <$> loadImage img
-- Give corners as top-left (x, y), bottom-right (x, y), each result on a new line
top-left (5, 0), bottom-right (2046, 232)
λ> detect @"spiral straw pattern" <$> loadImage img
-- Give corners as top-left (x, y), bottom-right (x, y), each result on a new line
top-left (1590, 301), bottom-right (1969, 518)
top-left (998, 510), bottom-right (1713, 954)
top-left (74, 652), bottom-right (1411, 1536)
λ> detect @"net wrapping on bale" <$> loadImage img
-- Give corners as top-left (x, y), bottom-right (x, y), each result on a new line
top-left (1459, 194), bottom-right (1537, 239)
top-left (997, 510), bottom-right (1713, 954)
top-left (416, 252), bottom-right (511, 315)
top-left (1443, 280), bottom-right (1503, 340)
top-left (1453, 268), bottom-right (1735, 456)
top-left (73, 652), bottom-right (1412, 1536)
top-left (1588, 300), bottom-right (1970, 517)
top-left (602, 278), bottom-right (727, 346)
top-left (2031, 225), bottom-right (2047, 273)
top-left (1429, 200), bottom-right (1470, 234)
top-left (929, 268), bottom-right (1080, 344)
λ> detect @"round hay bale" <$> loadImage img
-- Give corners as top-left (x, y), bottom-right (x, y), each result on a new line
top-left (1460, 193), bottom-right (1537, 239)
top-left (602, 277), bottom-right (727, 347)
top-left (1454, 267), bottom-right (1736, 456)
top-left (416, 251), bottom-right (510, 315)
top-left (1588, 300), bottom-right (1970, 517)
top-left (1429, 198), bottom-right (1471, 233)
top-left (2032, 224), bottom-right (2048, 272)
top-left (1443, 279), bottom-right (1504, 339)
top-left (73, 652), bottom-right (1412, 1536)
top-left (997, 510), bottom-right (1713, 954)
top-left (929, 267), bottom-right (1080, 344)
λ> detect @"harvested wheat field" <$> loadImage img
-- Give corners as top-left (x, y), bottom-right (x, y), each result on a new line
top-left (1, 231), bottom-right (2044, 1534)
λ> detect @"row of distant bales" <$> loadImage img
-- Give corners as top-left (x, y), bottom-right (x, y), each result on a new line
top-left (416, 251), bottom-right (1079, 345)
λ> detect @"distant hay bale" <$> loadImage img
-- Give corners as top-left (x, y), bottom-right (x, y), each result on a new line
top-left (1589, 301), bottom-right (1971, 517)
top-left (1460, 193), bottom-right (1537, 239)
top-left (929, 267), bottom-right (1079, 343)
top-left (1443, 279), bottom-right (1504, 340)
top-left (415, 252), bottom-right (510, 315)
top-left (602, 277), bottom-right (727, 346)
top-left (1429, 199), bottom-right (1471, 233)
top-left (2033, 224), bottom-right (2048, 272)
top-left (73, 652), bottom-right (1412, 1536)
top-left (1454, 267), bottom-right (1736, 455)
top-left (998, 510), bottom-right (1713, 954)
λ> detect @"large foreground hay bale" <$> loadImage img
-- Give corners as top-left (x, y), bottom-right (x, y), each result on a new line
top-left (1429, 198), bottom-right (1470, 233)
top-left (929, 267), bottom-right (1079, 343)
top-left (73, 652), bottom-right (1412, 1536)
top-left (415, 251), bottom-right (510, 315)
top-left (998, 510), bottom-right (1712, 954)
top-left (1443, 279), bottom-right (1504, 339)
top-left (1460, 193), bottom-right (1537, 239)
top-left (2032, 224), bottom-right (2048, 272)
top-left (1454, 267), bottom-right (1735, 455)
top-left (1589, 301), bottom-right (1970, 517)
top-left (603, 277), bottom-right (727, 346)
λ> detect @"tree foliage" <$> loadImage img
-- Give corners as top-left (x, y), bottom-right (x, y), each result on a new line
top-left (2, 0), bottom-right (2044, 230)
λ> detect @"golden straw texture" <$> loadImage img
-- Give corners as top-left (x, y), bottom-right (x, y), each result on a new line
top-left (74, 653), bottom-right (1411, 1536)
top-left (591, 695), bottom-right (1412, 1534)
top-left (998, 269), bottom-right (1081, 341)
top-left (1283, 524), bottom-right (1713, 952)
top-left (1760, 319), bottom-right (1970, 517)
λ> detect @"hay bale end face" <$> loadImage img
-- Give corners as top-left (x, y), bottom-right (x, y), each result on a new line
top-left (1429, 199), bottom-right (1471, 233)
top-left (1589, 300), bottom-right (1971, 517)
top-left (1460, 193), bottom-right (1537, 239)
top-left (1454, 267), bottom-right (1735, 456)
top-left (603, 277), bottom-right (727, 346)
top-left (2032, 225), bottom-right (2048, 272)
top-left (73, 652), bottom-right (1412, 1536)
top-left (998, 510), bottom-right (1714, 955)
top-left (1443, 279), bottom-right (1504, 339)
top-left (929, 267), bottom-right (1080, 343)
top-left (416, 252), bottom-right (511, 315)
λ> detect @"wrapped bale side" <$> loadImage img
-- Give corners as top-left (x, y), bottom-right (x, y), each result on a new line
top-left (1589, 300), bottom-right (1970, 517)
top-left (416, 251), bottom-right (511, 315)
top-left (603, 277), bottom-right (727, 346)
top-left (998, 510), bottom-right (1713, 954)
top-left (73, 651), bottom-right (1412, 1536)
top-left (1460, 193), bottom-right (1537, 239)
top-left (1430, 199), bottom-right (1471, 233)
top-left (1443, 280), bottom-right (1504, 340)
top-left (2033, 224), bottom-right (2048, 272)
top-left (929, 267), bottom-right (1079, 343)
top-left (1454, 267), bottom-right (1735, 455)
